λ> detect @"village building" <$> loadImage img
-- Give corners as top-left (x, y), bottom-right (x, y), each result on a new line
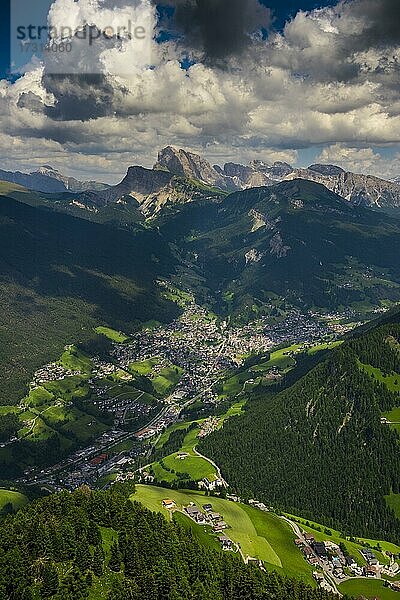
top-left (213, 521), bottom-right (228, 532)
top-left (313, 542), bottom-right (327, 559)
top-left (185, 506), bottom-right (206, 524)
top-left (304, 533), bottom-right (315, 544)
top-left (218, 536), bottom-right (233, 551)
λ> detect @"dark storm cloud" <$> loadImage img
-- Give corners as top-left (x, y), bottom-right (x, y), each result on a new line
top-left (42, 73), bottom-right (115, 121)
top-left (158, 0), bottom-right (271, 61)
top-left (349, 0), bottom-right (400, 50)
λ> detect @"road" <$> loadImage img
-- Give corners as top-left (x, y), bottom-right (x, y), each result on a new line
top-left (19, 400), bottom-right (174, 485)
top-left (192, 446), bottom-right (228, 487)
top-left (280, 516), bottom-right (342, 596)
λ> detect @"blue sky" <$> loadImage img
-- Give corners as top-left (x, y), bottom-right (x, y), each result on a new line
top-left (0, 1), bottom-right (10, 79)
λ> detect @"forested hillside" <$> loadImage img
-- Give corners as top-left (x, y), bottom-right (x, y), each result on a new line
top-left (200, 310), bottom-right (400, 541)
top-left (0, 196), bottom-right (179, 403)
top-left (0, 484), bottom-right (340, 600)
top-left (158, 179), bottom-right (400, 320)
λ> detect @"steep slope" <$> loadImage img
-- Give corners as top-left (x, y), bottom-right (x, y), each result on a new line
top-left (154, 147), bottom-right (400, 209)
top-left (199, 308), bottom-right (400, 541)
top-left (0, 196), bottom-right (179, 402)
top-left (285, 168), bottom-right (400, 209)
top-left (158, 179), bottom-right (400, 319)
top-left (155, 146), bottom-right (236, 191)
top-left (78, 165), bottom-right (225, 219)
top-left (154, 146), bottom-right (289, 189)
top-left (0, 484), bottom-right (337, 600)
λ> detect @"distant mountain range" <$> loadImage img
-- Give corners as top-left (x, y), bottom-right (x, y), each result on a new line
top-left (0, 165), bottom-right (109, 193)
top-left (152, 146), bottom-right (400, 211)
top-left (2, 146), bottom-right (400, 214)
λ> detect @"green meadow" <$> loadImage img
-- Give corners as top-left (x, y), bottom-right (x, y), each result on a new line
top-left (0, 489), bottom-right (28, 512)
top-left (339, 578), bottom-right (399, 599)
top-left (359, 361), bottom-right (400, 393)
top-left (285, 513), bottom-right (400, 566)
top-left (133, 485), bottom-right (315, 586)
top-left (95, 327), bottom-right (129, 343)
top-left (385, 492), bottom-right (400, 520)
top-left (151, 425), bottom-right (217, 483)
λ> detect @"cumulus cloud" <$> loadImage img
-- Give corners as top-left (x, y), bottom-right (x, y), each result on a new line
top-left (1, 0), bottom-right (400, 180)
top-left (316, 143), bottom-right (400, 179)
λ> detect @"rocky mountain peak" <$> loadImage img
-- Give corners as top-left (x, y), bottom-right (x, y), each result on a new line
top-left (249, 160), bottom-right (293, 180)
top-left (155, 146), bottom-right (233, 190)
top-left (308, 164), bottom-right (345, 177)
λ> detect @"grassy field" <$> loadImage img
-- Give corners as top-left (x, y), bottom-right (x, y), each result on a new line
top-left (339, 578), bottom-right (399, 599)
top-left (385, 492), bottom-right (400, 519)
top-left (152, 404), bottom-right (246, 483)
top-left (95, 327), bottom-right (129, 343)
top-left (251, 344), bottom-right (302, 373)
top-left (218, 401), bottom-right (246, 425)
top-left (360, 362), bottom-right (400, 393)
top-left (384, 407), bottom-right (400, 422)
top-left (155, 421), bottom-right (197, 449)
top-left (151, 425), bottom-right (217, 483)
top-left (128, 357), bottom-right (161, 376)
top-left (0, 489), bottom-right (28, 512)
top-left (88, 527), bottom-right (121, 599)
top-left (128, 358), bottom-right (183, 397)
top-left (307, 341), bottom-right (343, 355)
top-left (59, 345), bottom-right (93, 375)
top-left (133, 485), bottom-right (315, 585)
top-left (152, 365), bottom-right (183, 396)
top-left (173, 511), bottom-right (221, 551)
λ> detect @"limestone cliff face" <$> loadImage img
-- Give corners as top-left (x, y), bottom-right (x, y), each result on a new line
top-left (285, 169), bottom-right (400, 208)
top-left (79, 164), bottom-right (224, 218)
top-left (155, 146), bottom-right (234, 190)
top-left (221, 162), bottom-right (274, 189)
top-left (249, 160), bottom-right (294, 181)
top-left (80, 167), bottom-right (174, 208)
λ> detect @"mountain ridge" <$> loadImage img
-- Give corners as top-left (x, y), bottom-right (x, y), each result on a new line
top-left (0, 165), bottom-right (109, 194)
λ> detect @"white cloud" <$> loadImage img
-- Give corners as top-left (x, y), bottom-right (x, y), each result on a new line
top-left (316, 143), bottom-right (400, 179)
top-left (1, 0), bottom-right (400, 180)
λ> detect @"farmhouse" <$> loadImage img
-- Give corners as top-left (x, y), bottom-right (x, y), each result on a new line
top-left (203, 504), bottom-right (213, 512)
top-left (185, 506), bottom-right (206, 523)
top-left (304, 533), bottom-right (315, 544)
top-left (213, 521), bottom-right (228, 532)
top-left (389, 581), bottom-right (400, 592)
top-left (177, 452), bottom-right (189, 460)
top-left (346, 556), bottom-right (357, 568)
top-left (313, 542), bottom-right (327, 559)
top-left (218, 535), bottom-right (233, 551)
top-left (364, 565), bottom-right (378, 578)
top-left (162, 499), bottom-right (176, 510)
top-left (209, 512), bottom-right (221, 521)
